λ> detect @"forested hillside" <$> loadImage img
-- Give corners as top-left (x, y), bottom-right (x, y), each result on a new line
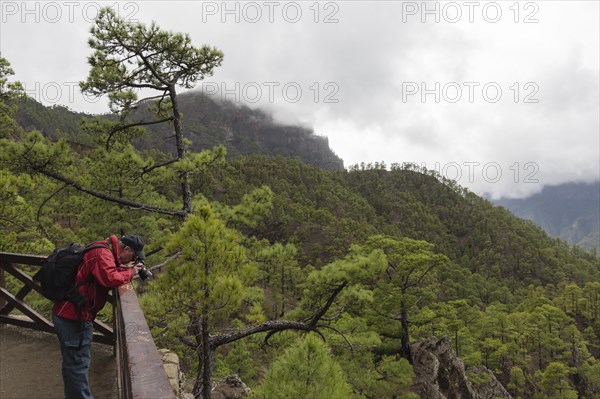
top-left (3, 118), bottom-right (600, 398)
top-left (12, 91), bottom-right (343, 170)
top-left (1, 10), bottom-right (599, 399)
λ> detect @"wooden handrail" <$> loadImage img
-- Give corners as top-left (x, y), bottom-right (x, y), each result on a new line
top-left (0, 251), bottom-right (175, 399)
top-left (0, 253), bottom-right (113, 344)
top-left (0, 252), bottom-right (45, 265)
top-left (115, 284), bottom-right (176, 399)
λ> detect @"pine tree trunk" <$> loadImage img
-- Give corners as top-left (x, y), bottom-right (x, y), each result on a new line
top-left (400, 301), bottom-right (413, 364)
top-left (169, 85), bottom-right (192, 216)
top-left (201, 316), bottom-right (213, 399)
top-left (192, 316), bottom-right (214, 399)
top-left (280, 263), bottom-right (285, 317)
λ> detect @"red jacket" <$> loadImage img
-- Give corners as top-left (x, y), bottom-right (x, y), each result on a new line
top-left (52, 235), bottom-right (135, 321)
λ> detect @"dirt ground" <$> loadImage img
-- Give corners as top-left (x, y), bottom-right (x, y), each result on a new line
top-left (0, 323), bottom-right (117, 399)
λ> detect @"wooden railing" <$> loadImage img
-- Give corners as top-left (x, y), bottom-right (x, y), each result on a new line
top-left (0, 252), bottom-right (175, 399)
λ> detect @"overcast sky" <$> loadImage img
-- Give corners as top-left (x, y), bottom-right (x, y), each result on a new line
top-left (1, 0), bottom-right (598, 199)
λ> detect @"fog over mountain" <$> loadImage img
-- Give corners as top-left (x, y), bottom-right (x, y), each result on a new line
top-left (2, 1), bottom-right (598, 199)
top-left (495, 181), bottom-right (600, 251)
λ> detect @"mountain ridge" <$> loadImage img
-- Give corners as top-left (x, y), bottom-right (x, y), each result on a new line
top-left (12, 96), bottom-right (598, 253)
top-left (494, 181), bottom-right (600, 251)
top-left (12, 92), bottom-right (344, 170)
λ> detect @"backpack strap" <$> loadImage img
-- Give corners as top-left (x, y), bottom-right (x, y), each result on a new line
top-left (75, 243), bottom-right (110, 288)
top-left (83, 243), bottom-right (110, 255)
top-left (72, 243), bottom-right (109, 350)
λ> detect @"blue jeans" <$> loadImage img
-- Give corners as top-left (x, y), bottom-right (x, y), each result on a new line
top-left (52, 314), bottom-right (95, 399)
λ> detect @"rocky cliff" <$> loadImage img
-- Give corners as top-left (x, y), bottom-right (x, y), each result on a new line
top-left (410, 336), bottom-right (512, 399)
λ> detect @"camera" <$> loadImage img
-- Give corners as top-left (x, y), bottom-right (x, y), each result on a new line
top-left (135, 259), bottom-right (153, 281)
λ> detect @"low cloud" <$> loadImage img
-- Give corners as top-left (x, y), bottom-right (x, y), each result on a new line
top-left (2, 1), bottom-right (598, 199)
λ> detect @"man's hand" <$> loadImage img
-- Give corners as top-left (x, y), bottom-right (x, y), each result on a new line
top-left (120, 261), bottom-right (142, 273)
top-left (131, 261), bottom-right (143, 275)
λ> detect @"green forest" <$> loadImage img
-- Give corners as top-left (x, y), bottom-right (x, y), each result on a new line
top-left (1, 9), bottom-right (599, 399)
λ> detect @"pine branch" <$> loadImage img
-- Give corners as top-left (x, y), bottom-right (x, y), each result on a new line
top-left (32, 167), bottom-right (186, 218)
top-left (316, 324), bottom-right (354, 353)
top-left (210, 281), bottom-right (349, 348)
top-left (36, 183), bottom-right (69, 239)
top-left (105, 116), bottom-right (174, 150)
top-left (141, 158), bottom-right (179, 176)
top-left (308, 280), bottom-right (348, 328)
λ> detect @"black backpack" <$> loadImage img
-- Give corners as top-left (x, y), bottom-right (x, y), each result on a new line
top-left (37, 243), bottom-right (108, 307)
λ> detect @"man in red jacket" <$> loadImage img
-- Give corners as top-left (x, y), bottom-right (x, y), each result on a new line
top-left (52, 234), bottom-right (144, 399)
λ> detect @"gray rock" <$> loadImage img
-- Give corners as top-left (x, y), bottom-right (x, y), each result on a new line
top-left (410, 336), bottom-right (512, 399)
top-left (212, 374), bottom-right (251, 399)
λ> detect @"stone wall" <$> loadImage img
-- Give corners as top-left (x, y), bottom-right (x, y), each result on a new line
top-left (158, 348), bottom-right (186, 398)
